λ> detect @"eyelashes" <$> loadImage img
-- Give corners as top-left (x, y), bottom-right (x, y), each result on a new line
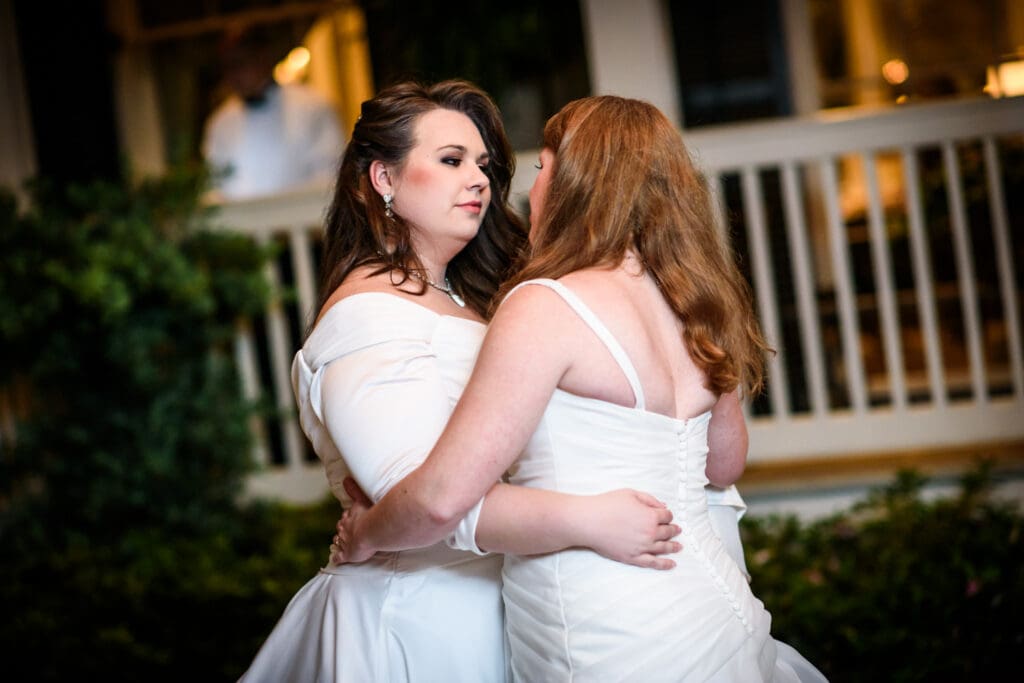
top-left (442, 157), bottom-right (491, 172)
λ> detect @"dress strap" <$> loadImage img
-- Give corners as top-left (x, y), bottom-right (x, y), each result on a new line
top-left (504, 278), bottom-right (646, 410)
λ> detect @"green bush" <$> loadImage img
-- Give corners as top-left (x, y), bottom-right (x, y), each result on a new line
top-left (743, 463), bottom-right (1024, 682)
top-left (0, 169), bottom-right (341, 680)
top-left (0, 169), bottom-right (271, 540)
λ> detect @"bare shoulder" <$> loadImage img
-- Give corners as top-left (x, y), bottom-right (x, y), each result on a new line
top-left (488, 280), bottom-right (587, 348)
top-left (317, 266), bottom-right (404, 321)
top-left (495, 279), bottom-right (570, 323)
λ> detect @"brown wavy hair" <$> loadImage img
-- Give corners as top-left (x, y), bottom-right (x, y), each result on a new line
top-left (314, 79), bottom-right (528, 328)
top-left (502, 96), bottom-right (771, 397)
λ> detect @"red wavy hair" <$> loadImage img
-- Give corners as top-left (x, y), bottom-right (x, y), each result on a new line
top-left (501, 96), bottom-right (771, 397)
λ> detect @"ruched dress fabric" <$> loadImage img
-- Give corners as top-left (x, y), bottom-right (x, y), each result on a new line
top-left (239, 293), bottom-right (508, 683)
top-left (499, 280), bottom-right (827, 683)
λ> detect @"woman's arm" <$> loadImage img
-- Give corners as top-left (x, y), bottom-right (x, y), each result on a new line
top-left (705, 389), bottom-right (748, 488)
top-left (335, 478), bottom-right (682, 568)
top-left (319, 296), bottom-right (679, 566)
top-left (474, 483), bottom-right (681, 567)
top-left (335, 285), bottom-right (676, 563)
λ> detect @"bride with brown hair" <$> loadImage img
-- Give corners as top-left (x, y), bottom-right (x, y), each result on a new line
top-left (335, 95), bottom-right (828, 681)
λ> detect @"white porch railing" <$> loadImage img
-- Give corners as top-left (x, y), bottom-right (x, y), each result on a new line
top-left (217, 96), bottom-right (1024, 504)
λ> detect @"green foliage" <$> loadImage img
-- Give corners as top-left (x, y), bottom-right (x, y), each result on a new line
top-left (0, 168), bottom-right (306, 680)
top-left (0, 169), bottom-right (271, 538)
top-left (743, 463), bottom-right (1024, 682)
top-left (0, 495), bottom-right (339, 681)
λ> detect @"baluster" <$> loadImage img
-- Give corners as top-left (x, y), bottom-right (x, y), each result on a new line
top-left (820, 157), bottom-right (868, 413)
top-left (290, 226), bottom-right (318, 331)
top-left (260, 234), bottom-right (307, 469)
top-left (901, 147), bottom-right (947, 407)
top-left (781, 161), bottom-right (829, 416)
top-left (862, 151), bottom-right (907, 409)
top-left (234, 318), bottom-right (269, 467)
top-left (741, 166), bottom-right (790, 419)
top-left (942, 142), bottom-right (987, 403)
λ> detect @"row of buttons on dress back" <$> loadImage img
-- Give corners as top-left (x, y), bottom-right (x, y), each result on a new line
top-left (676, 426), bottom-right (754, 636)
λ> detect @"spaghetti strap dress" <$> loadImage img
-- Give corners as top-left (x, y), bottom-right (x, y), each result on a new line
top-left (499, 279), bottom-right (827, 683)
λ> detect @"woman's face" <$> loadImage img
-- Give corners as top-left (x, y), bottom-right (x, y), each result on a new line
top-left (528, 147), bottom-right (555, 242)
top-left (390, 108), bottom-right (492, 252)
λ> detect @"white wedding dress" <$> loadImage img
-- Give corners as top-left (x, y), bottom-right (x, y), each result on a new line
top-left (238, 290), bottom-right (778, 682)
top-left (499, 280), bottom-right (827, 683)
top-left (239, 293), bottom-right (508, 682)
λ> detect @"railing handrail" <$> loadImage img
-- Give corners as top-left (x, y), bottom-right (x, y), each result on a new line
top-left (212, 95), bottom-right (1024, 504)
top-left (211, 186), bottom-right (333, 235)
top-left (684, 95), bottom-right (1024, 170)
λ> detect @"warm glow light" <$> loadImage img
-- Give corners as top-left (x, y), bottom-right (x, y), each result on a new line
top-left (273, 46), bottom-right (312, 85)
top-left (882, 59), bottom-right (909, 85)
top-left (998, 59), bottom-right (1024, 96)
top-left (985, 65), bottom-right (1001, 97)
top-left (986, 59), bottom-right (1024, 97)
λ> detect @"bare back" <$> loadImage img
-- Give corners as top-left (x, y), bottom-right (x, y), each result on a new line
top-left (556, 257), bottom-right (717, 420)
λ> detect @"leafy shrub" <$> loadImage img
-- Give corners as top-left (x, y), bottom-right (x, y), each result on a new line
top-left (0, 169), bottom-right (272, 539)
top-left (0, 169), bottom-right (335, 681)
top-left (743, 463), bottom-right (1024, 682)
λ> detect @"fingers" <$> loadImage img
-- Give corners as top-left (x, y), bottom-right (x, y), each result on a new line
top-left (343, 476), bottom-right (373, 506)
top-left (632, 553), bottom-right (676, 570)
top-left (655, 523), bottom-right (683, 541)
top-left (648, 540), bottom-right (683, 555)
top-left (633, 490), bottom-right (667, 508)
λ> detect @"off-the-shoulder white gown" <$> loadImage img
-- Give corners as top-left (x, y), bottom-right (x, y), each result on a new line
top-left (500, 280), bottom-right (828, 683)
top-left (239, 294), bottom-right (508, 682)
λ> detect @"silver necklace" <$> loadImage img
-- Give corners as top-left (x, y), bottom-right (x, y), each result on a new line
top-left (409, 270), bottom-right (466, 308)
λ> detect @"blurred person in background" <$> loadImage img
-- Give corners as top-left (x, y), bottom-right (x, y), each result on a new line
top-left (202, 23), bottom-right (344, 200)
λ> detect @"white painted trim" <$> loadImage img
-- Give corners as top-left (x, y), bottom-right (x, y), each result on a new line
top-left (578, 0), bottom-right (682, 127)
top-left (748, 400), bottom-right (1024, 461)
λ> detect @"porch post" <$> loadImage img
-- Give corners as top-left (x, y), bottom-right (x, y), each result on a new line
top-left (780, 0), bottom-right (820, 115)
top-left (106, 0), bottom-right (167, 181)
top-left (578, 0), bottom-right (683, 127)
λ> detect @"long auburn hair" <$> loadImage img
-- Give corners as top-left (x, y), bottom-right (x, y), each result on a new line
top-left (502, 96), bottom-right (771, 397)
top-left (314, 80), bottom-right (527, 329)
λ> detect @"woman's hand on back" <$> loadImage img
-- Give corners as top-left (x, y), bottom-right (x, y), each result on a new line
top-left (579, 489), bottom-right (682, 570)
top-left (329, 477), bottom-right (377, 565)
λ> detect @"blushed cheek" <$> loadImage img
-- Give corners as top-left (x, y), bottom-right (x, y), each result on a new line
top-left (402, 164), bottom-right (434, 188)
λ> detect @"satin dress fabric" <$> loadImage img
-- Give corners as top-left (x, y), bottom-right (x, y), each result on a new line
top-left (498, 280), bottom-right (828, 683)
top-left (239, 294), bottom-right (508, 682)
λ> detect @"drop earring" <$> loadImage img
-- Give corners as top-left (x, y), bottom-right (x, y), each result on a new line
top-left (383, 193), bottom-right (394, 219)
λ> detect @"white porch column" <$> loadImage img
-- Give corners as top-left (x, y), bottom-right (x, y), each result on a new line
top-left (780, 0), bottom-right (820, 115)
top-left (579, 0), bottom-right (682, 127)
